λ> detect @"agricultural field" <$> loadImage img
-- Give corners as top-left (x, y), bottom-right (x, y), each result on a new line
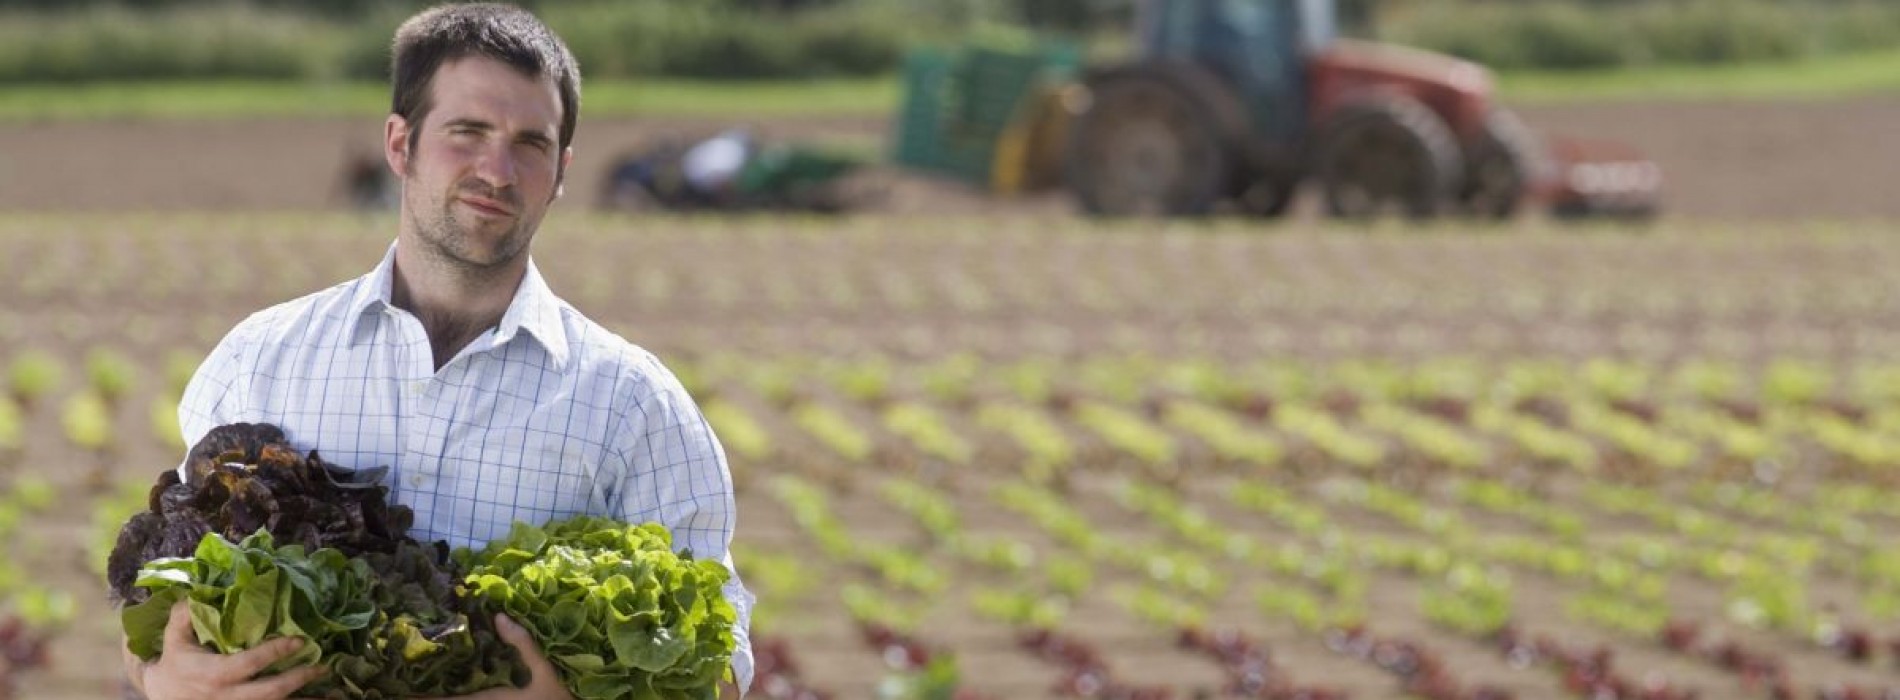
top-left (6, 96), bottom-right (1900, 222)
top-left (5, 214), bottom-right (1900, 699)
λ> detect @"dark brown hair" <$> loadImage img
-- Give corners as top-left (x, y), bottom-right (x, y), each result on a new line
top-left (390, 3), bottom-right (581, 155)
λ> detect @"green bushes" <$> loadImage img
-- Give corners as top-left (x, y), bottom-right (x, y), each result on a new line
top-left (5, 0), bottom-right (1900, 82)
top-left (0, 1), bottom-right (916, 83)
top-left (1386, 0), bottom-right (1900, 71)
top-left (0, 5), bottom-right (337, 82)
top-left (539, 0), bottom-right (912, 80)
top-left (1812, 2), bottom-right (1900, 53)
top-left (1630, 0), bottom-right (1808, 64)
top-left (1390, 2), bottom-right (1629, 70)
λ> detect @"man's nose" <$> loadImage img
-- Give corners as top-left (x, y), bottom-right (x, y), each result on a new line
top-left (474, 144), bottom-right (516, 189)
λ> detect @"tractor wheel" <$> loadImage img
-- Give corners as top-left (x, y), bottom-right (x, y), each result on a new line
top-left (1317, 96), bottom-right (1463, 220)
top-left (1459, 108), bottom-right (1549, 219)
top-left (598, 173), bottom-right (659, 213)
top-left (1232, 175), bottom-right (1298, 218)
top-left (1066, 76), bottom-right (1230, 217)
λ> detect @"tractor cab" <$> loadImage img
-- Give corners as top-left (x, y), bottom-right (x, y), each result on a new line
top-left (1137, 0), bottom-right (1332, 147)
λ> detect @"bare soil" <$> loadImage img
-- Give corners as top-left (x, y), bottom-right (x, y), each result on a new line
top-left (2, 97), bottom-right (1898, 220)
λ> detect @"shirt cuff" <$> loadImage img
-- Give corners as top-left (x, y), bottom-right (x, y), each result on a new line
top-left (725, 574), bottom-right (757, 696)
top-left (731, 644), bottom-right (754, 698)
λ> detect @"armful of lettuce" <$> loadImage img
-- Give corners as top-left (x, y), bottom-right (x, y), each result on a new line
top-left (454, 516), bottom-right (739, 700)
top-left (122, 530), bottom-right (520, 699)
top-left (113, 424), bottom-right (735, 699)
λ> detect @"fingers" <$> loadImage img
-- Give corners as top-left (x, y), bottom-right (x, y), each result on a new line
top-left (495, 613), bottom-right (559, 683)
top-left (229, 636), bottom-right (309, 680)
top-left (494, 616), bottom-right (532, 646)
top-left (142, 616), bottom-right (325, 700)
top-left (161, 601), bottom-right (200, 655)
top-left (120, 637), bottom-right (150, 695)
top-left (236, 662), bottom-right (328, 700)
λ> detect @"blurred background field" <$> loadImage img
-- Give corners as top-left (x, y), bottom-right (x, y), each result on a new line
top-left (8, 0), bottom-right (1900, 120)
top-left (6, 0), bottom-right (1900, 83)
top-left (4, 1), bottom-right (1900, 699)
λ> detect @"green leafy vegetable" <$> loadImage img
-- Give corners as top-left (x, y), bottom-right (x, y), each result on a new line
top-left (456, 516), bottom-right (739, 700)
top-left (123, 530), bottom-right (520, 698)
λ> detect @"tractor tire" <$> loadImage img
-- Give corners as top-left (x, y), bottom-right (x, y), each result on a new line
top-left (1459, 108), bottom-right (1549, 219)
top-left (1317, 96), bottom-right (1463, 220)
top-left (1232, 175), bottom-right (1298, 218)
top-left (1066, 74), bottom-right (1231, 217)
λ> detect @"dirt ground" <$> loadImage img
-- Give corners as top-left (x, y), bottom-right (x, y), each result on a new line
top-left (1, 96), bottom-right (1898, 220)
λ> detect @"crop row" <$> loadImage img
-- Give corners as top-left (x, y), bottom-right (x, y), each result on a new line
top-left (7, 219), bottom-right (1900, 364)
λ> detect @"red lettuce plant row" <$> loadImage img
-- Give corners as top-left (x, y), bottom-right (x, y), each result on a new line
top-left (751, 635), bottom-right (831, 700)
top-left (1486, 624), bottom-right (1695, 700)
top-left (857, 622), bottom-right (996, 700)
top-left (1175, 627), bottom-right (1345, 700)
top-left (0, 616), bottom-right (51, 700)
top-left (1658, 618), bottom-right (1900, 700)
top-left (1323, 625), bottom-right (1515, 700)
top-left (1014, 627), bottom-right (1172, 700)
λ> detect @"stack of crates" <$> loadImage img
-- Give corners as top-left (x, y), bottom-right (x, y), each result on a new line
top-left (892, 41), bottom-right (1082, 190)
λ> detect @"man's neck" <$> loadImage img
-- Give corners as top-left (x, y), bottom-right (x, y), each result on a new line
top-left (390, 240), bottom-right (525, 371)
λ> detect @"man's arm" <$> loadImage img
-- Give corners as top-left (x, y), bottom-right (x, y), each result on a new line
top-left (713, 551), bottom-right (756, 697)
top-left (174, 322), bottom-right (251, 478)
top-left (609, 366), bottom-right (755, 697)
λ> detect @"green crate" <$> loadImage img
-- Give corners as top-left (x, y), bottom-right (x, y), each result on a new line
top-left (893, 42), bottom-right (1081, 188)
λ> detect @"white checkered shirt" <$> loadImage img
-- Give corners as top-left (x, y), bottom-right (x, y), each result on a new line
top-left (177, 242), bottom-right (754, 693)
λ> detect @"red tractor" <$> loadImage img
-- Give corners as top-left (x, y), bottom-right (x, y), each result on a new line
top-left (897, 0), bottom-right (1661, 220)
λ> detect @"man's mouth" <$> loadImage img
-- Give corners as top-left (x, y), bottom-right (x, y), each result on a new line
top-left (457, 195), bottom-right (515, 217)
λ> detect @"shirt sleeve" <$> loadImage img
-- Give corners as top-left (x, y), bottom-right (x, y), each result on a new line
top-left (608, 364), bottom-right (755, 696)
top-left (175, 322), bottom-right (251, 479)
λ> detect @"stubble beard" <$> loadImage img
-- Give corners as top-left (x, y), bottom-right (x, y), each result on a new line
top-left (406, 185), bottom-right (532, 279)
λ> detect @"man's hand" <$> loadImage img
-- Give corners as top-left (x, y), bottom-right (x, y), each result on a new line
top-left (125, 601), bottom-right (328, 700)
top-left (418, 614), bottom-right (748, 700)
top-left (415, 614), bottom-right (574, 700)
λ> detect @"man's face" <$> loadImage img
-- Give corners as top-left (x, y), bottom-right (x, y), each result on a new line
top-left (386, 56), bottom-right (570, 271)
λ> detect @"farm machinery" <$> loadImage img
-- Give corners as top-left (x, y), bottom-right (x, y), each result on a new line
top-left (597, 129), bottom-right (870, 214)
top-left (895, 0), bottom-right (1661, 219)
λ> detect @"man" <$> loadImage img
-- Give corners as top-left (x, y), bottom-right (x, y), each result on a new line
top-left (118, 4), bottom-right (753, 699)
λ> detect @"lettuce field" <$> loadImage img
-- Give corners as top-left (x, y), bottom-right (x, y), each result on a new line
top-left (4, 213), bottom-right (1900, 699)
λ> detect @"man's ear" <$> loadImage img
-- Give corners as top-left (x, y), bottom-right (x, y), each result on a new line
top-left (384, 114), bottom-right (412, 178)
top-left (553, 146), bottom-right (574, 201)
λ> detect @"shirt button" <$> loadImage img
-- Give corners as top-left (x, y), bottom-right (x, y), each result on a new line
top-left (408, 380), bottom-right (427, 396)
top-left (409, 475), bottom-right (424, 486)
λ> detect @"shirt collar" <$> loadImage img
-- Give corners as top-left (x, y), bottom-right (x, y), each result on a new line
top-left (492, 257), bottom-right (570, 366)
top-left (344, 242), bottom-right (399, 322)
top-left (346, 242), bottom-right (570, 368)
